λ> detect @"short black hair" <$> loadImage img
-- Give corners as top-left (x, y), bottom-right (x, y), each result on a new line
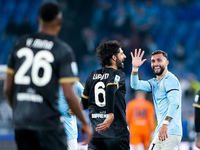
top-left (151, 50), bottom-right (168, 59)
top-left (96, 40), bottom-right (121, 67)
top-left (38, 1), bottom-right (61, 22)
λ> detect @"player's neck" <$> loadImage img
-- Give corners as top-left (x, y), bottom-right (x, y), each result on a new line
top-left (156, 69), bottom-right (168, 82)
top-left (39, 25), bottom-right (60, 36)
top-left (105, 65), bottom-right (118, 70)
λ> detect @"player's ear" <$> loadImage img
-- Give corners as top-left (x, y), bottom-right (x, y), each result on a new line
top-left (57, 18), bottom-right (62, 26)
top-left (166, 60), bottom-right (169, 66)
top-left (112, 55), bottom-right (116, 61)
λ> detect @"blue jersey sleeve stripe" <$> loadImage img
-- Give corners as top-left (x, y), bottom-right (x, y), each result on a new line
top-left (147, 81), bottom-right (152, 92)
top-left (166, 89), bottom-right (179, 93)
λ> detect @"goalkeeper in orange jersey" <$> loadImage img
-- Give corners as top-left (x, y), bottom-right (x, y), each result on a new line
top-left (126, 91), bottom-right (155, 150)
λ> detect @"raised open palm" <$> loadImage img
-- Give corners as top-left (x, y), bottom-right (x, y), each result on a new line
top-left (131, 48), bottom-right (147, 68)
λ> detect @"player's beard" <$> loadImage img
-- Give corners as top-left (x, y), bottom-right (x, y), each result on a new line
top-left (152, 65), bottom-right (165, 76)
top-left (116, 57), bottom-right (124, 69)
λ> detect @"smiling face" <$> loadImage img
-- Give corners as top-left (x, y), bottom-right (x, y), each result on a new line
top-left (116, 48), bottom-right (126, 69)
top-left (151, 53), bottom-right (169, 76)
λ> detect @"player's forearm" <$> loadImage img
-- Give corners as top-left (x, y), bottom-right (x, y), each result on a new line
top-left (81, 97), bottom-right (88, 110)
top-left (162, 116), bottom-right (172, 126)
top-left (67, 94), bottom-right (87, 124)
top-left (105, 113), bottom-right (114, 125)
top-left (62, 83), bottom-right (88, 124)
top-left (130, 74), bottom-right (151, 92)
top-left (196, 132), bottom-right (200, 148)
top-left (4, 74), bottom-right (14, 108)
top-left (4, 90), bottom-right (13, 107)
top-left (106, 85), bottom-right (116, 113)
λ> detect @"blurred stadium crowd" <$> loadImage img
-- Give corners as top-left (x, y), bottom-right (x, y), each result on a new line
top-left (0, 0), bottom-right (200, 145)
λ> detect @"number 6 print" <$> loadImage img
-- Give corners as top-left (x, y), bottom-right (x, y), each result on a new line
top-left (94, 81), bottom-right (106, 107)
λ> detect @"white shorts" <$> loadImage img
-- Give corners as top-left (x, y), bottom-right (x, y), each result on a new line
top-left (148, 135), bottom-right (182, 150)
top-left (67, 139), bottom-right (78, 150)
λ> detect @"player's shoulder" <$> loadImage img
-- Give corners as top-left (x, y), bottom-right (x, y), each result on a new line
top-left (146, 100), bottom-right (153, 106)
top-left (194, 90), bottom-right (200, 104)
top-left (110, 69), bottom-right (125, 77)
top-left (54, 38), bottom-right (73, 53)
top-left (193, 90), bottom-right (200, 108)
top-left (14, 34), bottom-right (31, 46)
top-left (163, 71), bottom-right (179, 84)
top-left (164, 71), bottom-right (178, 80)
top-left (127, 99), bottom-right (135, 106)
top-left (148, 77), bottom-right (156, 83)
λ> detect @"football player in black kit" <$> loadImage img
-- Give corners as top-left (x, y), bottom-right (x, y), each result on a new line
top-left (4, 2), bottom-right (92, 150)
top-left (193, 90), bottom-right (200, 149)
top-left (81, 40), bottom-right (130, 150)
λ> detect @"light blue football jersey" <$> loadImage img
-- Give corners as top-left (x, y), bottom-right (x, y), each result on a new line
top-left (131, 71), bottom-right (182, 136)
top-left (58, 81), bottom-right (84, 140)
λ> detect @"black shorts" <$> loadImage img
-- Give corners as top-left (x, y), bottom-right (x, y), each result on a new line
top-left (88, 135), bottom-right (130, 150)
top-left (15, 128), bottom-right (67, 150)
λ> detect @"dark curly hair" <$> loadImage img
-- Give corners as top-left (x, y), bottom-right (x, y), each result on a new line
top-left (96, 40), bottom-right (121, 67)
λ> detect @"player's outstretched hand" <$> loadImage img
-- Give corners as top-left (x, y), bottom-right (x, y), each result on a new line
top-left (96, 113), bottom-right (114, 132)
top-left (80, 123), bottom-right (93, 145)
top-left (131, 48), bottom-right (146, 68)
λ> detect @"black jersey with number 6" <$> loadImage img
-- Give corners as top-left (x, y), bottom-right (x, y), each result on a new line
top-left (82, 67), bottom-right (129, 138)
top-left (7, 33), bottom-right (79, 130)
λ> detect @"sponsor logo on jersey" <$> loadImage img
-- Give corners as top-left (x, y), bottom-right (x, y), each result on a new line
top-left (114, 75), bottom-right (120, 82)
top-left (92, 113), bottom-right (108, 118)
top-left (17, 93), bottom-right (43, 103)
top-left (159, 81), bottom-right (163, 89)
top-left (17, 88), bottom-right (43, 103)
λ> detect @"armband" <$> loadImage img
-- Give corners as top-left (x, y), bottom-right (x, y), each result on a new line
top-left (163, 120), bottom-right (170, 125)
top-left (132, 67), bottom-right (138, 72)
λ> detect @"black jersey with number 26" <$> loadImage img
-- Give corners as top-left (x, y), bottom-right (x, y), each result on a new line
top-left (7, 33), bottom-right (79, 130)
top-left (82, 67), bottom-right (129, 138)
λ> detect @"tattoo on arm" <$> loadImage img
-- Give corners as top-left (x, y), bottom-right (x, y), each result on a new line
top-left (165, 116), bottom-right (172, 122)
top-left (131, 71), bottom-right (138, 75)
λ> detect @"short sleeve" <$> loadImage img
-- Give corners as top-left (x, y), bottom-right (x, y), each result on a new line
top-left (58, 46), bottom-right (79, 84)
top-left (106, 70), bottom-right (125, 89)
top-left (193, 90), bottom-right (200, 108)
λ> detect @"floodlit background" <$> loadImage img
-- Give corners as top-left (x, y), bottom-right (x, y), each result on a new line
top-left (0, 0), bottom-right (200, 149)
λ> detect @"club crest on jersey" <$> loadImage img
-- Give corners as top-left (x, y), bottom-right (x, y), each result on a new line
top-left (159, 81), bottom-right (163, 89)
top-left (194, 94), bottom-right (199, 103)
top-left (71, 62), bottom-right (78, 76)
top-left (114, 75), bottom-right (120, 82)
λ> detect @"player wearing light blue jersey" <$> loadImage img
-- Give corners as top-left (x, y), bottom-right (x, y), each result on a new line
top-left (58, 81), bottom-right (84, 150)
top-left (130, 49), bottom-right (182, 150)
